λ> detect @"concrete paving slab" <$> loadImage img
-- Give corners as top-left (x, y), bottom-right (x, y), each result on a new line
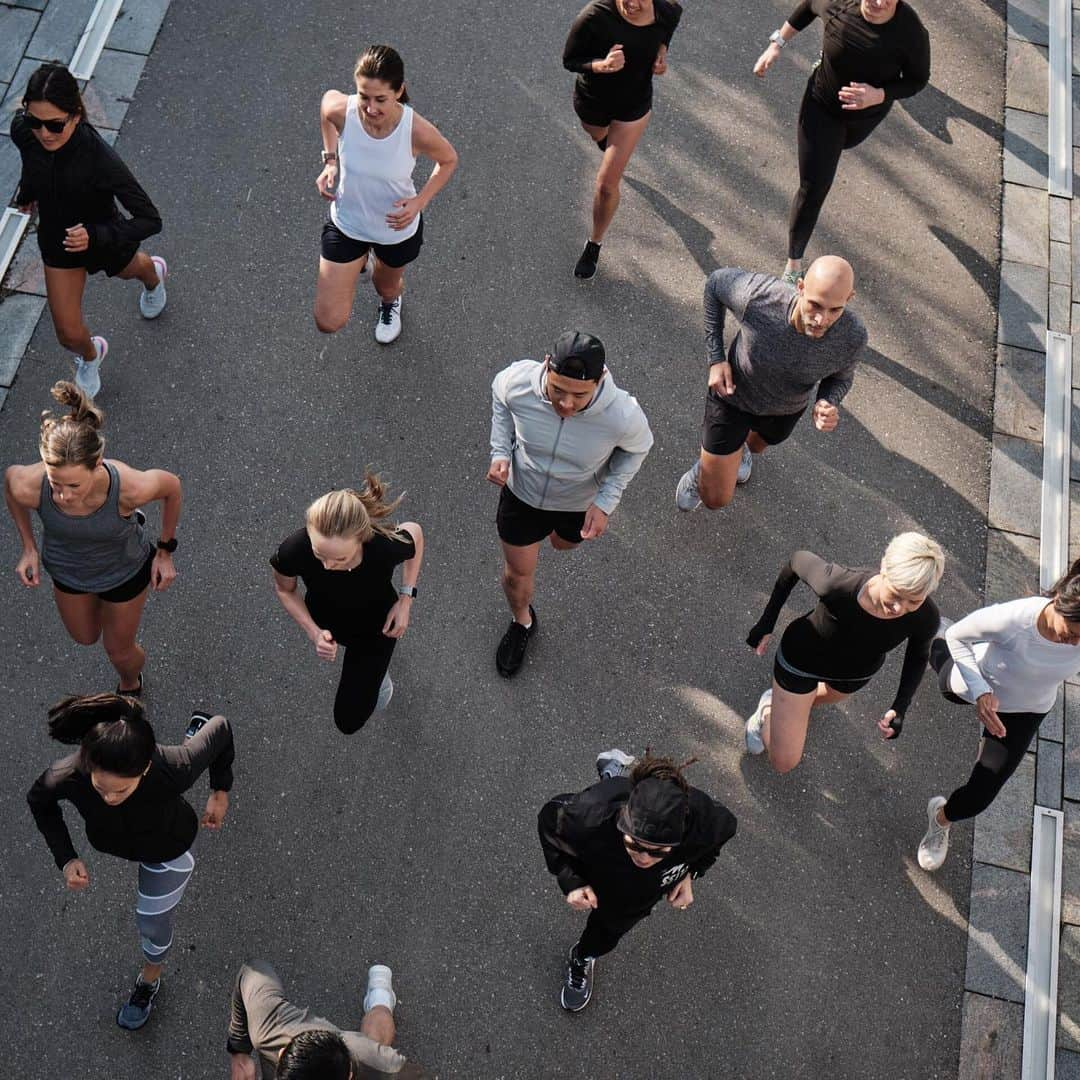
top-left (974, 752), bottom-right (1035, 871)
top-left (1062, 801), bottom-right (1080, 924)
top-left (1061, 925), bottom-right (1080, 1051)
top-left (958, 993), bottom-right (1024, 1080)
top-left (1054, 283), bottom-right (1072, 331)
top-left (9, 0), bottom-right (47, 11)
top-left (1009, 0), bottom-right (1051, 44)
top-left (1038, 735), bottom-right (1064, 807)
top-left (1073, 481), bottom-right (1080, 564)
top-left (1005, 108), bottom-right (1049, 188)
top-left (2, 235), bottom-right (45, 296)
top-left (1, 57), bottom-right (41, 130)
top-left (82, 49), bottom-right (146, 131)
top-left (0, 293), bottom-right (45, 386)
top-left (107, 0), bottom-right (170, 55)
top-left (995, 344), bottom-right (1045, 441)
top-left (0, 6), bottom-right (39, 85)
top-left (1010, 38), bottom-right (1049, 114)
top-left (26, 0), bottom-right (98, 63)
top-left (985, 528), bottom-right (1041, 603)
top-left (0, 132), bottom-right (22, 204)
top-left (965, 863), bottom-right (1029, 1002)
top-left (1000, 258), bottom-right (1048, 350)
top-left (1074, 388), bottom-right (1080, 480)
top-left (1059, 1048), bottom-right (1080, 1079)
top-left (1054, 195), bottom-right (1072, 241)
top-left (1066, 684), bottom-right (1080, 798)
top-left (1047, 684), bottom-right (1066, 744)
top-left (1003, 182), bottom-right (1049, 265)
top-left (1055, 240), bottom-right (1074, 284)
top-left (988, 433), bottom-right (1044, 537)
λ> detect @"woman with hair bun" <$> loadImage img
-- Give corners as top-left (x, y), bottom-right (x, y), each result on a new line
top-left (3, 381), bottom-right (182, 695)
top-left (26, 694), bottom-right (233, 1030)
top-left (270, 472), bottom-right (424, 734)
top-left (12, 63), bottom-right (167, 398)
top-left (743, 532), bottom-right (945, 773)
top-left (918, 562), bottom-right (1080, 870)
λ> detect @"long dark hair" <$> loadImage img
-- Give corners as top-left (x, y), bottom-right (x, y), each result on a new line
top-left (48, 693), bottom-right (155, 777)
top-left (1047, 559), bottom-right (1080, 623)
top-left (22, 63), bottom-right (86, 119)
top-left (629, 750), bottom-right (698, 790)
top-left (354, 45), bottom-right (410, 104)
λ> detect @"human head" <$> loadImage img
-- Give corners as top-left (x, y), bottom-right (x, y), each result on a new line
top-left (544, 331), bottom-right (606, 418)
top-left (39, 380), bottom-right (105, 509)
top-left (354, 45), bottom-right (409, 119)
top-left (795, 256), bottom-right (855, 339)
top-left (616, 753), bottom-right (696, 868)
top-left (22, 63), bottom-right (85, 151)
top-left (860, 0), bottom-right (900, 24)
top-left (1044, 559), bottom-right (1080, 645)
top-left (305, 472), bottom-right (402, 569)
top-left (277, 1030), bottom-right (352, 1079)
top-left (871, 532), bottom-right (945, 618)
top-left (47, 693), bottom-right (155, 805)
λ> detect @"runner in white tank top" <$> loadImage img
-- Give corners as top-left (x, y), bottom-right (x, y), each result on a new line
top-left (313, 45), bottom-right (458, 346)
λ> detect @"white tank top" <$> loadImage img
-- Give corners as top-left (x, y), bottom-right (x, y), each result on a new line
top-left (330, 98), bottom-right (418, 246)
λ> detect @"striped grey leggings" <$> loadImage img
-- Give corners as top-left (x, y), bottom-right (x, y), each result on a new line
top-left (136, 849), bottom-right (194, 963)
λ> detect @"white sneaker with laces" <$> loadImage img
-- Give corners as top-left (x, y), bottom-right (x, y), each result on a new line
top-left (918, 796), bottom-right (950, 871)
top-left (363, 965), bottom-right (396, 1013)
top-left (374, 297), bottom-right (402, 344)
top-left (596, 748), bottom-right (635, 780)
top-left (376, 673), bottom-right (393, 711)
top-left (139, 256), bottom-right (168, 319)
top-left (736, 444), bottom-right (752, 485)
top-left (74, 336), bottom-right (108, 399)
top-left (745, 688), bottom-right (771, 755)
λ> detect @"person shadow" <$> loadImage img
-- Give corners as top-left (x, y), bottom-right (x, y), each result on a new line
top-left (623, 174), bottom-right (718, 276)
top-left (897, 82), bottom-right (1004, 145)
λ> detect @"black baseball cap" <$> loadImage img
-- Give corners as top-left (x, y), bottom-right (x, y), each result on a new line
top-left (548, 331), bottom-right (605, 381)
top-left (615, 777), bottom-right (688, 846)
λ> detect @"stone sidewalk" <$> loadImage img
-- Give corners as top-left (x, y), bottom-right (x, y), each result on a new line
top-left (0, 0), bottom-right (171, 411)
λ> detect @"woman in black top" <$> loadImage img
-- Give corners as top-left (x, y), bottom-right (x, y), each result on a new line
top-left (12, 64), bottom-right (167, 399)
top-left (752, 0), bottom-right (930, 283)
top-left (271, 473), bottom-right (424, 735)
top-left (26, 694), bottom-right (233, 1030)
top-left (743, 533), bottom-right (943, 773)
top-left (562, 0), bottom-right (683, 279)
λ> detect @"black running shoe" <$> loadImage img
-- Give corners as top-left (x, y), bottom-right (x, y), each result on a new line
top-left (496, 606), bottom-right (537, 678)
top-left (117, 975), bottom-right (160, 1030)
top-left (574, 241), bottom-right (601, 280)
top-left (116, 673), bottom-right (143, 699)
top-left (561, 947), bottom-right (595, 1012)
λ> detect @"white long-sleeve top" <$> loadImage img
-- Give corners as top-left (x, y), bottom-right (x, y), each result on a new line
top-left (944, 596), bottom-right (1080, 713)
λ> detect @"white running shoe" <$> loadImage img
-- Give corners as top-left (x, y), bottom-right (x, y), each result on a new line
top-left (918, 796), bottom-right (950, 871)
top-left (374, 297), bottom-right (402, 344)
top-left (363, 965), bottom-right (396, 1013)
top-left (596, 748), bottom-right (635, 780)
top-left (935, 615), bottom-right (954, 639)
top-left (74, 336), bottom-right (107, 399)
top-left (376, 673), bottom-right (393, 711)
top-left (139, 256), bottom-right (168, 319)
top-left (745, 688), bottom-right (771, 755)
top-left (736, 444), bottom-right (752, 485)
top-left (675, 461), bottom-right (703, 512)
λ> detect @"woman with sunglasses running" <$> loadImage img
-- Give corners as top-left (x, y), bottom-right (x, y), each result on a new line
top-left (744, 533), bottom-right (944, 774)
top-left (11, 64), bottom-right (167, 398)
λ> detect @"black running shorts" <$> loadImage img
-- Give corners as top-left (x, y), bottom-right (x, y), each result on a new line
top-left (52, 551), bottom-right (155, 603)
top-left (702, 391), bottom-right (806, 457)
top-left (572, 87), bottom-right (652, 128)
top-left (321, 215), bottom-right (424, 268)
top-left (496, 486), bottom-right (586, 547)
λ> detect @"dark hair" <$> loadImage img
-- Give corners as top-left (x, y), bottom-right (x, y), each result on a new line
top-left (22, 63), bottom-right (86, 119)
top-left (629, 750), bottom-right (698, 791)
top-left (48, 693), bottom-right (155, 777)
top-left (1047, 558), bottom-right (1080, 622)
top-left (354, 45), bottom-right (410, 104)
top-left (277, 1030), bottom-right (352, 1079)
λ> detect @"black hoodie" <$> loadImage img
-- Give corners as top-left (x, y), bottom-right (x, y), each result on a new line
top-left (538, 777), bottom-right (736, 916)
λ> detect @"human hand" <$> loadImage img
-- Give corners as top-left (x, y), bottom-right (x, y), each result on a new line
top-left (312, 628), bottom-right (338, 661)
top-left (812, 400), bottom-right (839, 432)
top-left (316, 164), bottom-right (338, 200)
top-left (202, 791), bottom-right (229, 830)
top-left (977, 693), bottom-right (1006, 738)
top-left (580, 504), bottom-right (609, 541)
top-left (151, 550), bottom-right (177, 591)
top-left (16, 548), bottom-right (40, 587)
top-left (382, 597), bottom-right (412, 638)
top-left (838, 82), bottom-right (885, 111)
top-left (387, 195), bottom-right (424, 231)
top-left (753, 43), bottom-right (782, 77)
top-left (487, 459), bottom-right (510, 486)
top-left (667, 875), bottom-right (694, 910)
top-left (752, 632), bottom-right (772, 657)
top-left (708, 361), bottom-right (735, 396)
top-left (653, 45), bottom-right (668, 76)
top-left (597, 44), bottom-right (625, 73)
top-left (566, 885), bottom-right (599, 911)
top-left (230, 1052), bottom-right (257, 1080)
top-left (63, 224), bottom-right (89, 252)
top-left (63, 858), bottom-right (90, 891)
top-left (877, 709), bottom-right (902, 739)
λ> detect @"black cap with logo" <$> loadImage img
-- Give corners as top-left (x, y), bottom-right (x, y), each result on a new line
top-left (548, 330), bottom-right (606, 382)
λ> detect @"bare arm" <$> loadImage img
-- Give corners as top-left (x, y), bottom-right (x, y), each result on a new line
top-left (272, 569), bottom-right (322, 642)
top-left (382, 523), bottom-right (425, 639)
top-left (411, 115), bottom-right (458, 210)
top-left (316, 90), bottom-right (347, 198)
top-left (4, 463), bottom-right (44, 586)
top-left (114, 461), bottom-right (182, 591)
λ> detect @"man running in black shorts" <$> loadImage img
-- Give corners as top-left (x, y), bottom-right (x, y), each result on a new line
top-left (675, 256), bottom-right (866, 511)
top-left (487, 331), bottom-right (653, 677)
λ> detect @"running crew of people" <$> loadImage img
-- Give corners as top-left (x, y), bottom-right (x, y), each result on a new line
top-left (1, 0), bottom-right (1048, 1065)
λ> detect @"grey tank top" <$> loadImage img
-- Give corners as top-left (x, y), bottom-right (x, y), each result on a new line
top-left (37, 461), bottom-right (153, 591)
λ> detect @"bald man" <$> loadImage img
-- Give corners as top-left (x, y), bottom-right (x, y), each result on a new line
top-left (676, 258), bottom-right (867, 511)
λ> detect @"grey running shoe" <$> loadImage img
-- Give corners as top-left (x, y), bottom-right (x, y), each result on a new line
top-left (375, 297), bottom-right (402, 344)
top-left (376, 673), bottom-right (394, 711)
top-left (596, 748), bottom-right (635, 780)
top-left (745, 688), bottom-right (771, 755)
top-left (561, 947), bottom-right (595, 1012)
top-left (781, 267), bottom-right (805, 286)
top-left (74, 336), bottom-right (107, 399)
top-left (918, 796), bottom-right (950, 871)
top-left (736, 444), bottom-right (752, 485)
top-left (139, 256), bottom-right (168, 318)
top-left (675, 461), bottom-right (703, 512)
top-left (116, 976), bottom-right (160, 1030)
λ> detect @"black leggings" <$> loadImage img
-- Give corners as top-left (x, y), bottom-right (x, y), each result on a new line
top-left (930, 640), bottom-right (1046, 821)
top-left (576, 906), bottom-right (651, 960)
top-left (788, 80), bottom-right (887, 260)
top-left (333, 636), bottom-right (396, 735)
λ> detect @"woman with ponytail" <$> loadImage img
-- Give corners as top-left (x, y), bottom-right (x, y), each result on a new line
top-left (917, 562), bottom-right (1080, 871)
top-left (270, 472), bottom-right (424, 734)
top-left (26, 694), bottom-right (233, 1030)
top-left (3, 381), bottom-right (182, 695)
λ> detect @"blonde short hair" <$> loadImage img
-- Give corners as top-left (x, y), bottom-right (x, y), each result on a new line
top-left (881, 532), bottom-right (944, 596)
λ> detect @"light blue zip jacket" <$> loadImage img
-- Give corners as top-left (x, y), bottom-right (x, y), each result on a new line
top-left (490, 359), bottom-right (654, 515)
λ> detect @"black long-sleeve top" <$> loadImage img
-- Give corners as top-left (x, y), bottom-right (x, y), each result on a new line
top-left (563, 0), bottom-right (683, 111)
top-left (11, 112), bottom-right (162, 259)
top-left (787, 0), bottom-right (930, 116)
top-left (747, 550), bottom-right (938, 722)
top-left (26, 715), bottom-right (234, 871)
top-left (538, 778), bottom-right (736, 917)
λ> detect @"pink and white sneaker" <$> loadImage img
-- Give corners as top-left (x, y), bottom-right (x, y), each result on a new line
top-left (139, 256), bottom-right (168, 319)
top-left (74, 335), bottom-right (108, 399)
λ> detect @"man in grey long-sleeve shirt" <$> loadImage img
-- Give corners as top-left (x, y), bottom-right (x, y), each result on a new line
top-left (675, 256), bottom-right (866, 511)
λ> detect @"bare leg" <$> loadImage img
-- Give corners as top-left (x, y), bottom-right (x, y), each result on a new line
top-left (697, 445), bottom-right (746, 510)
top-left (141, 961), bottom-right (163, 983)
top-left (313, 255), bottom-right (368, 333)
top-left (114, 251), bottom-right (160, 288)
top-left (579, 119), bottom-right (610, 149)
top-left (360, 1004), bottom-right (396, 1046)
top-left (44, 266), bottom-right (94, 360)
top-left (762, 681), bottom-right (850, 774)
top-left (589, 112), bottom-right (650, 244)
top-left (549, 532), bottom-right (581, 551)
top-left (371, 259), bottom-right (407, 303)
top-left (52, 588), bottom-right (104, 645)
top-left (100, 588), bottom-right (150, 690)
top-left (500, 540), bottom-right (541, 625)
top-left (746, 431), bottom-right (770, 454)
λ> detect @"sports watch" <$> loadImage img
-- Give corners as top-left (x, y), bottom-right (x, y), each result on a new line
top-left (321, 150), bottom-right (338, 164)
top-left (769, 29), bottom-right (787, 48)
top-left (156, 537), bottom-right (178, 553)
top-left (398, 586), bottom-right (418, 599)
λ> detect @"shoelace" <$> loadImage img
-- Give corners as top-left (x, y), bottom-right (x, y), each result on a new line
top-left (379, 302), bottom-right (396, 324)
top-left (567, 960), bottom-right (588, 990)
top-left (128, 979), bottom-right (158, 1008)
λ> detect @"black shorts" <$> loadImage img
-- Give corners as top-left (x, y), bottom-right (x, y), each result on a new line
top-left (702, 391), bottom-right (806, 456)
top-left (573, 86), bottom-right (652, 127)
top-left (52, 552), bottom-right (154, 603)
top-left (772, 657), bottom-right (871, 696)
top-left (321, 215), bottom-right (424, 268)
top-left (496, 486), bottom-right (586, 547)
top-left (41, 241), bottom-right (140, 277)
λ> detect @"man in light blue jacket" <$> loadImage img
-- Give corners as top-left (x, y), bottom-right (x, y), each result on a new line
top-left (487, 331), bottom-right (653, 677)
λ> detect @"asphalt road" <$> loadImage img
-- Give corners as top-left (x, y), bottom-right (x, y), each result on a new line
top-left (0, 2), bottom-right (1005, 1077)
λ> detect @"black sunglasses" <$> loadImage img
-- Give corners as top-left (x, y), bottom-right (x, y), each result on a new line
top-left (22, 110), bottom-right (71, 134)
top-left (622, 834), bottom-right (672, 856)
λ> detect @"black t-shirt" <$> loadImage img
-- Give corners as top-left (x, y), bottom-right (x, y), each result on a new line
top-left (563, 0), bottom-right (683, 109)
top-left (788, 0), bottom-right (930, 116)
top-left (270, 528), bottom-right (415, 645)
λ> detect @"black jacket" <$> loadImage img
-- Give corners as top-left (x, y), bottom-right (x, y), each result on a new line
top-left (11, 112), bottom-right (161, 258)
top-left (27, 715), bottom-right (235, 870)
top-left (538, 778), bottom-right (736, 915)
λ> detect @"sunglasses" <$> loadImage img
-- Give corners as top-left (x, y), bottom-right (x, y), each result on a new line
top-left (23, 110), bottom-right (71, 134)
top-left (622, 834), bottom-right (672, 856)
